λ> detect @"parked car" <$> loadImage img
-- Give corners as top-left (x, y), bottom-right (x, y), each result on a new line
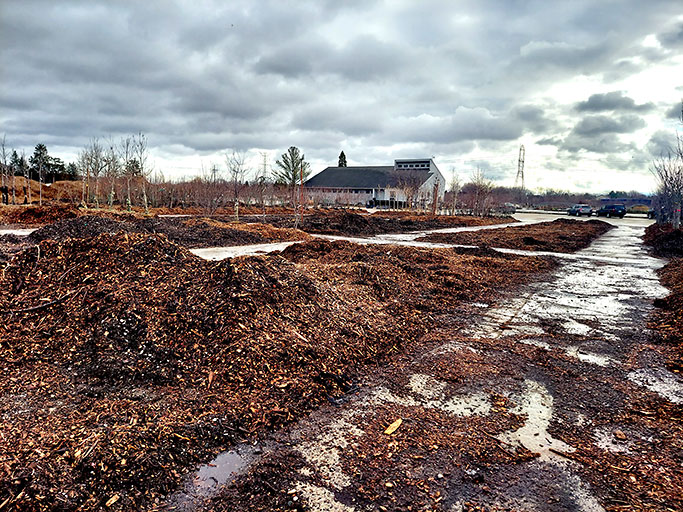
top-left (567, 204), bottom-right (593, 216)
top-left (596, 204), bottom-right (626, 218)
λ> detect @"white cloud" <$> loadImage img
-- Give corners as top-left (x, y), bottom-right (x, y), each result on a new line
top-left (1, 0), bottom-right (681, 193)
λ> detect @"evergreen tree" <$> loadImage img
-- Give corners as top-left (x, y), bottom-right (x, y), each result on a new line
top-left (29, 143), bottom-right (49, 181)
top-left (10, 151), bottom-right (21, 174)
top-left (65, 162), bottom-right (79, 179)
top-left (274, 146), bottom-right (311, 186)
top-left (274, 146), bottom-right (311, 206)
top-left (338, 150), bottom-right (347, 167)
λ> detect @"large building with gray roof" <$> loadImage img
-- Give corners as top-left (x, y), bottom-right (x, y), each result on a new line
top-left (305, 158), bottom-right (445, 207)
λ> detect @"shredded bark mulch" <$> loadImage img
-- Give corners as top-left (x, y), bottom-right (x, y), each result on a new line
top-left (643, 223), bottom-right (683, 257)
top-left (24, 215), bottom-right (310, 249)
top-left (0, 234), bottom-right (554, 511)
top-left (242, 210), bottom-right (515, 237)
top-left (417, 218), bottom-right (613, 253)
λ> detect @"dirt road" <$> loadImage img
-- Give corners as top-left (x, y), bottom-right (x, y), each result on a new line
top-left (190, 217), bottom-right (683, 511)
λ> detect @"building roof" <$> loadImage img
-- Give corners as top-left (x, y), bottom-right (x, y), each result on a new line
top-left (305, 166), bottom-right (431, 189)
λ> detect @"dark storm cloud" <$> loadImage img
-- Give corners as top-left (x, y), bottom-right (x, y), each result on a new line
top-left (647, 130), bottom-right (677, 157)
top-left (560, 114), bottom-right (644, 154)
top-left (658, 21), bottom-right (683, 49)
top-left (575, 92), bottom-right (654, 112)
top-left (510, 105), bottom-right (558, 134)
top-left (572, 114), bottom-right (645, 136)
top-left (562, 133), bottom-right (635, 154)
top-left (0, 0), bottom-right (681, 189)
top-left (377, 108), bottom-right (522, 146)
top-left (666, 103), bottom-right (682, 120)
top-left (254, 35), bottom-right (407, 82)
top-left (536, 137), bottom-right (562, 147)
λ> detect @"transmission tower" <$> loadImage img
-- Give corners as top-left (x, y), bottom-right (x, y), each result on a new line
top-left (514, 144), bottom-right (525, 190)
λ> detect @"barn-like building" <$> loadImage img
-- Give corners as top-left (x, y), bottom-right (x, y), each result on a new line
top-left (305, 158), bottom-right (445, 208)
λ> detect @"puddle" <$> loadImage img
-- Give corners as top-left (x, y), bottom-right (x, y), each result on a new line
top-left (628, 368), bottom-right (683, 404)
top-left (168, 445), bottom-right (256, 510)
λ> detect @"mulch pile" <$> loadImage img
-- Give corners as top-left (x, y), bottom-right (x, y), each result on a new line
top-left (417, 218), bottom-right (613, 253)
top-left (26, 215), bottom-right (310, 249)
top-left (0, 234), bottom-right (33, 264)
top-left (650, 259), bottom-right (683, 349)
top-left (643, 223), bottom-right (683, 257)
top-left (0, 233), bottom-right (554, 511)
top-left (644, 223), bottom-right (683, 368)
top-left (0, 205), bottom-right (80, 225)
top-left (244, 210), bottom-right (514, 237)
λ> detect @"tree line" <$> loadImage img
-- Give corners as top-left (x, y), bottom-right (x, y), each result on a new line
top-left (0, 134), bottom-right (316, 212)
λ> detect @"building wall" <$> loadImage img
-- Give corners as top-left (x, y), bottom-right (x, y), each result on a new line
top-left (306, 158), bottom-right (445, 207)
top-left (307, 187), bottom-right (409, 205)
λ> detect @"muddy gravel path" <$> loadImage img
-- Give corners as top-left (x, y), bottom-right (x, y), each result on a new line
top-left (173, 221), bottom-right (682, 511)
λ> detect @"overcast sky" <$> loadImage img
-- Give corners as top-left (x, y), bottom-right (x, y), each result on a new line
top-left (1, 1), bottom-right (682, 193)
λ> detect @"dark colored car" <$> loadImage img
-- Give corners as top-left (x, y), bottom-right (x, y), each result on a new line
top-left (596, 204), bottom-right (626, 218)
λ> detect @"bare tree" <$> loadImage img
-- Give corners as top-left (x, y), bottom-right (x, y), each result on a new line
top-left (225, 150), bottom-right (248, 220)
top-left (77, 140), bottom-right (105, 207)
top-left (134, 132), bottom-right (151, 212)
top-left (78, 148), bottom-right (90, 206)
top-left (651, 102), bottom-right (683, 228)
top-left (394, 169), bottom-right (423, 210)
top-left (0, 135), bottom-right (8, 205)
top-left (449, 168), bottom-right (461, 215)
top-left (20, 150), bottom-right (30, 204)
top-left (651, 135), bottom-right (683, 229)
top-left (255, 152), bottom-right (270, 218)
top-left (104, 138), bottom-right (120, 208)
top-left (470, 168), bottom-right (493, 216)
top-left (88, 138), bottom-right (106, 207)
top-left (118, 136), bottom-right (136, 210)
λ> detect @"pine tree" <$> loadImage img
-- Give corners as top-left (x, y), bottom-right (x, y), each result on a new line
top-left (338, 150), bottom-right (347, 167)
top-left (274, 146), bottom-right (311, 206)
